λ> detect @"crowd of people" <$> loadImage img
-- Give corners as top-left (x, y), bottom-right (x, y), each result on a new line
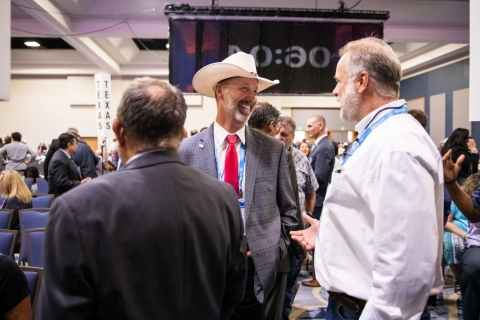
top-left (0, 36), bottom-right (479, 320)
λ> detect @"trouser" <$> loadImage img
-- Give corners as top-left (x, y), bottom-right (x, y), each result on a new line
top-left (326, 295), bottom-right (431, 320)
top-left (282, 246), bottom-right (302, 320)
top-left (312, 205), bottom-right (323, 220)
top-left (231, 258), bottom-right (265, 320)
top-left (461, 246), bottom-right (480, 319)
top-left (265, 271), bottom-right (288, 320)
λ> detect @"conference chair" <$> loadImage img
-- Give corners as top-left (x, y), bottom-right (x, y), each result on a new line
top-left (23, 178), bottom-right (33, 190)
top-left (26, 228), bottom-right (45, 268)
top-left (31, 194), bottom-right (54, 209)
top-left (20, 266), bottom-right (44, 320)
top-left (0, 209), bottom-right (12, 229)
top-left (35, 178), bottom-right (48, 194)
top-left (18, 209), bottom-right (49, 265)
top-left (0, 229), bottom-right (18, 257)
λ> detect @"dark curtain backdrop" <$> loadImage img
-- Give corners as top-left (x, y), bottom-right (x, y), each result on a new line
top-left (169, 19), bottom-right (383, 94)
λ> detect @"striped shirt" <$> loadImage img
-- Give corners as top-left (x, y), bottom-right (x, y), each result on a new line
top-left (290, 146), bottom-right (318, 212)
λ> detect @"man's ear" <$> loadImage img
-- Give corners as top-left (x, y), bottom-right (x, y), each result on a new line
top-left (214, 84), bottom-right (223, 100)
top-left (112, 119), bottom-right (126, 148)
top-left (356, 71), bottom-right (370, 94)
top-left (181, 127), bottom-right (187, 139)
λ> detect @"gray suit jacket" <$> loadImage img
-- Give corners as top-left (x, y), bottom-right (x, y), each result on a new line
top-left (179, 125), bottom-right (298, 302)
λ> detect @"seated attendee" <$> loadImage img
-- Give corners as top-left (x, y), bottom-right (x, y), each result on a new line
top-left (24, 167), bottom-right (40, 194)
top-left (0, 170), bottom-right (33, 252)
top-left (103, 160), bottom-right (116, 173)
top-left (0, 254), bottom-right (31, 320)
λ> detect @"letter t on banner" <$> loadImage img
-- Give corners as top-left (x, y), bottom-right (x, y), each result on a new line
top-left (94, 73), bottom-right (113, 155)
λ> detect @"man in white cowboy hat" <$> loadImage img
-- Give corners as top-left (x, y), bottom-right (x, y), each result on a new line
top-left (179, 52), bottom-right (298, 319)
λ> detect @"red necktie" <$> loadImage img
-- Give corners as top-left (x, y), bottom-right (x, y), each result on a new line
top-left (224, 134), bottom-right (239, 195)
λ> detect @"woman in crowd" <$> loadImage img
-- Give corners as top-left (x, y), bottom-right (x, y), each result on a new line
top-left (298, 141), bottom-right (311, 158)
top-left (0, 170), bottom-right (32, 252)
top-left (441, 128), bottom-right (479, 185)
top-left (24, 166), bottom-right (40, 193)
top-left (444, 176), bottom-right (472, 295)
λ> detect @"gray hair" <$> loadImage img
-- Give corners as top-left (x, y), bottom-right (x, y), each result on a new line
top-left (117, 77), bottom-right (187, 151)
top-left (278, 116), bottom-right (296, 133)
top-left (339, 37), bottom-right (402, 100)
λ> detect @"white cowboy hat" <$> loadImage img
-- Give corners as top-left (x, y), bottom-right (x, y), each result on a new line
top-left (192, 52), bottom-right (279, 98)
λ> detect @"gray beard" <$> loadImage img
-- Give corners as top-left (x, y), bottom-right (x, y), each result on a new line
top-left (339, 82), bottom-right (362, 122)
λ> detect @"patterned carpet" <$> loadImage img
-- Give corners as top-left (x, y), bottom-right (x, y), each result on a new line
top-left (290, 269), bottom-right (462, 319)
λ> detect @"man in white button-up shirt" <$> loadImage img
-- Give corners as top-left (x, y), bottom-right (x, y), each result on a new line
top-left (291, 37), bottom-right (443, 319)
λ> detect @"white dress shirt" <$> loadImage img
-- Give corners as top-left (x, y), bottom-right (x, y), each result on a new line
top-left (315, 99), bottom-right (444, 319)
top-left (312, 134), bottom-right (328, 151)
top-left (213, 121), bottom-right (247, 225)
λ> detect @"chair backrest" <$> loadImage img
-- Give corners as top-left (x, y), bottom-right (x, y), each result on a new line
top-left (20, 266), bottom-right (44, 320)
top-left (0, 229), bottom-right (18, 257)
top-left (26, 228), bottom-right (45, 268)
top-left (31, 195), bottom-right (54, 209)
top-left (35, 178), bottom-right (48, 194)
top-left (0, 209), bottom-right (12, 229)
top-left (23, 178), bottom-right (33, 189)
top-left (19, 209), bottom-right (49, 264)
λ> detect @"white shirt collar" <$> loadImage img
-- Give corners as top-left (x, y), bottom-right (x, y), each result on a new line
top-left (214, 121), bottom-right (246, 145)
top-left (314, 133), bottom-right (328, 146)
top-left (355, 99), bottom-right (406, 135)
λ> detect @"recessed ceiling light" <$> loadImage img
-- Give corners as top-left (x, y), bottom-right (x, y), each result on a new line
top-left (24, 41), bottom-right (40, 47)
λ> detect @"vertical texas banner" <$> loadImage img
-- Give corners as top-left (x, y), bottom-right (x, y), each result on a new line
top-left (169, 19), bottom-right (383, 94)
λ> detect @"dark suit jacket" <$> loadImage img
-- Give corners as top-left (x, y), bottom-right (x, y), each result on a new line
top-left (73, 140), bottom-right (99, 179)
top-left (309, 137), bottom-right (335, 210)
top-left (179, 125), bottom-right (298, 301)
top-left (48, 150), bottom-right (81, 198)
top-left (37, 150), bottom-right (247, 320)
top-left (44, 139), bottom-right (59, 180)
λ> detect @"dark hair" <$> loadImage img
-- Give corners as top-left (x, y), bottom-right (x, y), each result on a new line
top-left (248, 102), bottom-right (280, 129)
top-left (58, 133), bottom-right (77, 150)
top-left (11, 132), bottom-right (22, 142)
top-left (117, 77), bottom-right (187, 151)
top-left (408, 109), bottom-right (428, 129)
top-left (298, 141), bottom-right (311, 157)
top-left (25, 167), bottom-right (40, 183)
top-left (4, 136), bottom-right (11, 144)
top-left (441, 128), bottom-right (470, 155)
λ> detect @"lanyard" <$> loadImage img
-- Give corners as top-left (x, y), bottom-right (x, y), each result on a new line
top-left (342, 106), bottom-right (408, 165)
top-left (216, 143), bottom-right (246, 197)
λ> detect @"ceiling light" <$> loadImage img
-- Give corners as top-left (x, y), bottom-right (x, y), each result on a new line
top-left (24, 41), bottom-right (40, 47)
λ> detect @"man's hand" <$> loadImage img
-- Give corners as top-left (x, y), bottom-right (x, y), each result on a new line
top-left (81, 177), bottom-right (91, 184)
top-left (246, 251), bottom-right (251, 257)
top-left (442, 149), bottom-right (464, 184)
top-left (290, 212), bottom-right (319, 250)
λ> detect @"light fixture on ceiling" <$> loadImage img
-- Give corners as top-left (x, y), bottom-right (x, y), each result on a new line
top-left (24, 41), bottom-right (40, 47)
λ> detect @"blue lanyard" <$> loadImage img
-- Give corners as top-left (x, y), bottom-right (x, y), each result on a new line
top-left (342, 106), bottom-right (408, 165)
top-left (216, 143), bottom-right (246, 196)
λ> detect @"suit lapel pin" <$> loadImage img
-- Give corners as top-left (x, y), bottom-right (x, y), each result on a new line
top-left (199, 143), bottom-right (204, 149)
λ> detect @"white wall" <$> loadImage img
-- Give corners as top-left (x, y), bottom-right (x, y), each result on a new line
top-left (0, 1), bottom-right (10, 101)
top-left (0, 76), bottom-right (341, 149)
top-left (471, 0), bottom-right (480, 121)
